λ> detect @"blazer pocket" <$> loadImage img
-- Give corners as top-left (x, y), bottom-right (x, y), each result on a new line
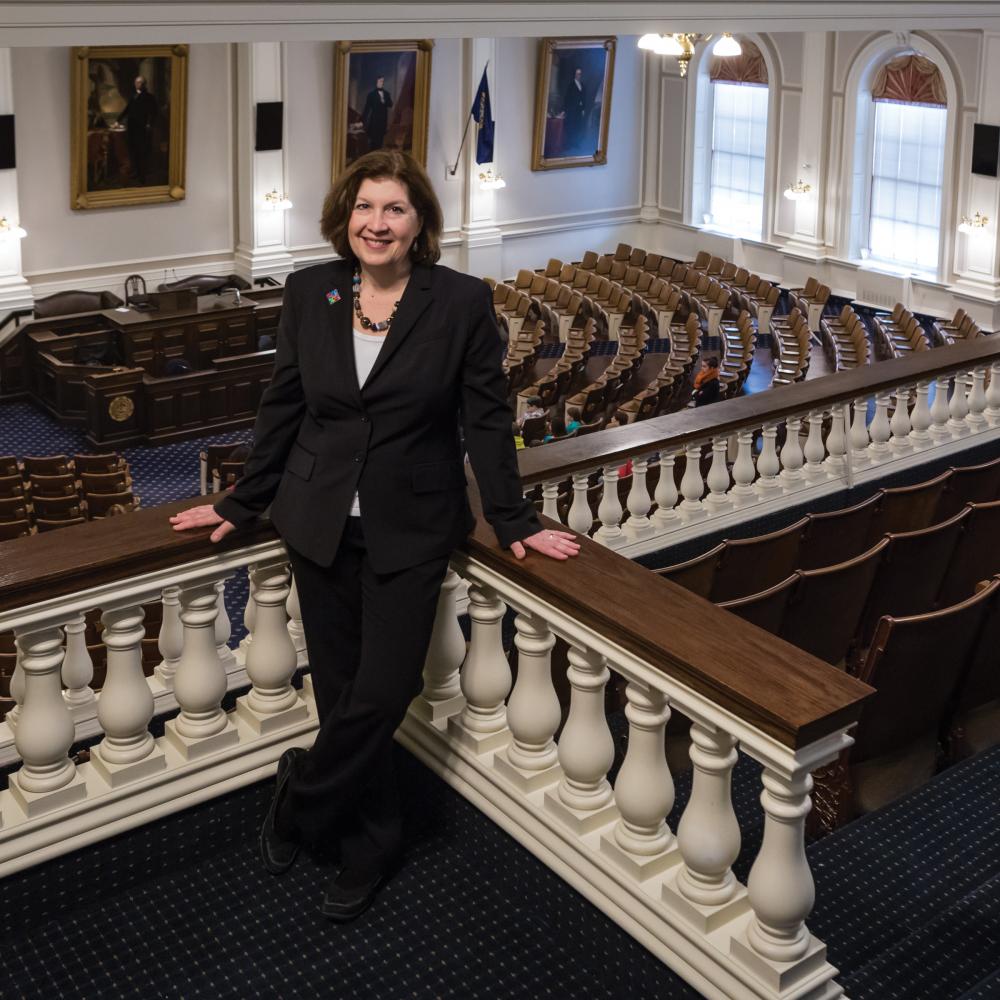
top-left (286, 441), bottom-right (316, 481)
top-left (411, 460), bottom-right (467, 494)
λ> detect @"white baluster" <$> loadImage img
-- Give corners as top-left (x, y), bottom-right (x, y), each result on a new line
top-left (285, 572), bottom-right (306, 659)
top-left (909, 381), bottom-right (932, 447)
top-left (930, 376), bottom-right (954, 443)
top-left (948, 372), bottom-right (971, 436)
top-left (679, 443), bottom-right (707, 521)
top-left (867, 394), bottom-right (891, 461)
top-left (651, 451), bottom-right (681, 528)
top-left (704, 438), bottom-right (732, 514)
top-left (779, 417), bottom-right (804, 489)
top-left (415, 568), bottom-right (467, 722)
top-left (154, 586), bottom-right (183, 687)
top-left (889, 386), bottom-right (912, 453)
top-left (93, 604), bottom-right (164, 785)
top-left (623, 457), bottom-right (655, 541)
top-left (849, 397), bottom-right (871, 466)
top-left (498, 614), bottom-right (561, 790)
top-left (7, 644), bottom-right (24, 730)
top-left (967, 367), bottom-right (988, 431)
top-left (801, 411), bottom-right (827, 484)
top-left (610, 683), bottom-right (674, 861)
top-left (744, 769), bottom-right (816, 963)
top-left (730, 431), bottom-right (757, 508)
top-left (61, 612), bottom-right (95, 711)
top-left (547, 645), bottom-right (616, 832)
top-left (984, 362), bottom-right (1000, 426)
top-left (595, 466), bottom-right (626, 548)
top-left (239, 572), bottom-right (257, 657)
top-left (215, 578), bottom-right (235, 669)
top-left (541, 480), bottom-right (561, 522)
top-left (823, 406), bottom-right (847, 475)
top-left (10, 625), bottom-right (86, 812)
top-left (450, 583), bottom-right (511, 752)
top-left (238, 563), bottom-right (305, 733)
top-left (165, 582), bottom-right (237, 757)
top-left (673, 722), bottom-right (741, 908)
top-left (567, 471), bottom-right (594, 536)
top-left (755, 424), bottom-right (782, 498)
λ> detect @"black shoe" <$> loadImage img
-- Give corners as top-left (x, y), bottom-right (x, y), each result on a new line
top-left (260, 746), bottom-right (304, 875)
top-left (320, 860), bottom-right (398, 922)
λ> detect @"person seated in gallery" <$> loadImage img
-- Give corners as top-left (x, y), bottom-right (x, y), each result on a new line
top-left (565, 406), bottom-right (582, 434)
top-left (517, 396), bottom-right (546, 429)
top-left (693, 357), bottom-right (721, 407)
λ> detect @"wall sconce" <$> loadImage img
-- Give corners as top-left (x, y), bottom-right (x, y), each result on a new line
top-left (0, 216), bottom-right (27, 240)
top-left (478, 168), bottom-right (506, 191)
top-left (958, 211), bottom-right (989, 234)
top-left (783, 179), bottom-right (812, 201)
top-left (262, 189), bottom-right (293, 211)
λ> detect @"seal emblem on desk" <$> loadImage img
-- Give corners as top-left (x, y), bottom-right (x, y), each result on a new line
top-left (109, 395), bottom-right (135, 422)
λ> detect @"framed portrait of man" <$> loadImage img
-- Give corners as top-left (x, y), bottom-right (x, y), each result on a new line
top-left (70, 45), bottom-right (188, 210)
top-left (332, 40), bottom-right (433, 181)
top-left (531, 37), bottom-right (616, 171)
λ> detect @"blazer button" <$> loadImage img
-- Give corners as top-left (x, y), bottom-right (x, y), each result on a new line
top-left (354, 452), bottom-right (363, 463)
top-left (360, 414), bottom-right (369, 423)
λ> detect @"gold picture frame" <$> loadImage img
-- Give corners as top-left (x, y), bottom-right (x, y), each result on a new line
top-left (71, 44), bottom-right (188, 210)
top-left (331, 39), bottom-right (433, 182)
top-left (531, 37), bottom-right (616, 171)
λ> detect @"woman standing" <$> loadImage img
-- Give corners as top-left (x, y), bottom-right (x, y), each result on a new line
top-left (170, 150), bottom-right (578, 920)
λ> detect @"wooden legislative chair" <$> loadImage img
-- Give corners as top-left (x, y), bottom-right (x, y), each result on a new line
top-left (798, 492), bottom-right (881, 570)
top-left (0, 495), bottom-right (32, 523)
top-left (0, 455), bottom-right (19, 477)
top-left (74, 452), bottom-right (127, 475)
top-left (718, 574), bottom-right (798, 634)
top-left (28, 472), bottom-right (80, 498)
top-left (81, 470), bottom-right (132, 495)
top-left (935, 455), bottom-right (1000, 521)
top-left (867, 470), bottom-right (952, 540)
top-left (936, 499), bottom-right (1000, 607)
top-left (32, 494), bottom-right (86, 520)
top-left (708, 518), bottom-right (809, 603)
top-left (654, 543), bottom-right (724, 599)
top-left (0, 518), bottom-right (33, 541)
top-left (36, 515), bottom-right (87, 532)
top-left (87, 490), bottom-right (139, 518)
top-left (22, 454), bottom-right (75, 478)
top-left (0, 474), bottom-right (28, 500)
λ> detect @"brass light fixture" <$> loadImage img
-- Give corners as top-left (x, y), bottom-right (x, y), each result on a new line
top-left (262, 189), bottom-right (293, 211)
top-left (0, 216), bottom-right (27, 240)
top-left (958, 211), bottom-right (989, 234)
top-left (638, 32), bottom-right (741, 77)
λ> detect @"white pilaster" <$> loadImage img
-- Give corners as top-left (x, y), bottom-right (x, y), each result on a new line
top-left (234, 42), bottom-right (294, 284)
top-left (0, 48), bottom-right (32, 318)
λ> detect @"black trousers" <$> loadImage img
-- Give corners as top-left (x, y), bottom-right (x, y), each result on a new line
top-left (282, 518), bottom-right (450, 875)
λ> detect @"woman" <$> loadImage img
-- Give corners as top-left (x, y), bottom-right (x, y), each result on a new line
top-left (170, 150), bottom-right (579, 921)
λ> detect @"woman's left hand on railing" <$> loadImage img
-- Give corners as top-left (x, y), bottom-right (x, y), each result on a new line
top-left (510, 528), bottom-right (581, 561)
top-left (169, 505), bottom-right (236, 544)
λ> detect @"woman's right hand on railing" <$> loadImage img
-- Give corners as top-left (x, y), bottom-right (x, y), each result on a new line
top-left (169, 505), bottom-right (236, 544)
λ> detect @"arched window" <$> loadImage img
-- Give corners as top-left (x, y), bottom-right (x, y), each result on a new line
top-left (866, 55), bottom-right (947, 273)
top-left (706, 41), bottom-right (769, 239)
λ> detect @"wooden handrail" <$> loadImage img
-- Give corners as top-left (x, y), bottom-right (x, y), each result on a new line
top-left (518, 334), bottom-right (1000, 486)
top-left (0, 490), bottom-right (872, 752)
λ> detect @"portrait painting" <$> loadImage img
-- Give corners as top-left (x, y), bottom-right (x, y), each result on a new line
top-left (531, 37), bottom-right (616, 171)
top-left (332, 40), bottom-right (433, 181)
top-left (70, 45), bottom-right (188, 210)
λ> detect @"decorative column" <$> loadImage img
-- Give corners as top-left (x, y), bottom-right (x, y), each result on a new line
top-left (545, 645), bottom-right (617, 833)
top-left (948, 373), bottom-right (971, 436)
top-left (730, 433), bottom-right (757, 508)
top-left (541, 481), bottom-right (561, 522)
top-left (61, 612), bottom-right (95, 713)
top-left (849, 397), bottom-right (871, 466)
top-left (889, 387), bottom-right (913, 453)
top-left (459, 37), bottom-right (503, 277)
top-left (164, 582), bottom-right (239, 759)
top-left (285, 571), bottom-right (307, 663)
top-left (651, 452), bottom-right (681, 528)
top-left (236, 562), bottom-right (307, 734)
top-left (984, 362), bottom-right (1000, 426)
top-left (601, 683), bottom-right (677, 880)
top-left (867, 394), bottom-right (892, 461)
top-left (9, 625), bottom-right (87, 816)
top-left (154, 586), bottom-right (183, 687)
top-left (755, 425), bottom-right (782, 498)
top-left (678, 444), bottom-right (707, 521)
top-left (234, 42), bottom-right (294, 283)
top-left (413, 568), bottom-right (467, 722)
top-left (495, 614), bottom-right (561, 792)
top-left (779, 417), bottom-right (804, 490)
top-left (594, 467), bottom-right (626, 548)
top-left (967, 368), bottom-right (988, 431)
top-left (909, 381), bottom-right (933, 447)
top-left (215, 578), bottom-right (235, 670)
top-left (91, 604), bottom-right (166, 787)
top-left (930, 376), bottom-right (953, 443)
top-left (639, 48), bottom-right (662, 226)
top-left (622, 457), bottom-right (655, 541)
top-left (0, 48), bottom-right (32, 318)
top-left (448, 582), bottom-right (511, 753)
top-left (704, 438), bottom-right (733, 513)
top-left (665, 721), bottom-right (746, 932)
top-left (801, 411), bottom-right (827, 485)
top-left (567, 471), bottom-right (594, 536)
top-left (823, 406), bottom-right (848, 475)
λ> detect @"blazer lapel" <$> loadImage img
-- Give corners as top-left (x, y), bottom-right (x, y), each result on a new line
top-left (362, 263), bottom-right (435, 390)
top-left (322, 259), bottom-right (363, 407)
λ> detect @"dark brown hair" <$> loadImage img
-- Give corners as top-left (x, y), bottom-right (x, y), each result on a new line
top-left (320, 150), bottom-right (443, 265)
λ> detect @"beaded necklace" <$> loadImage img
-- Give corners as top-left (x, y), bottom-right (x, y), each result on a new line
top-left (352, 268), bottom-right (401, 333)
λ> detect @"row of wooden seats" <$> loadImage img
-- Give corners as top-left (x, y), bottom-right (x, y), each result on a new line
top-left (516, 318), bottom-right (598, 419)
top-left (658, 456), bottom-right (1000, 607)
top-left (810, 572), bottom-right (1000, 832)
top-left (820, 304), bottom-right (871, 370)
top-left (718, 309), bottom-right (757, 396)
top-left (872, 303), bottom-right (932, 359)
top-left (770, 307), bottom-right (811, 386)
top-left (931, 307), bottom-right (982, 346)
top-left (199, 442), bottom-right (251, 496)
top-left (786, 276), bottom-right (832, 334)
top-left (681, 250), bottom-right (780, 336)
top-left (487, 282), bottom-right (550, 392)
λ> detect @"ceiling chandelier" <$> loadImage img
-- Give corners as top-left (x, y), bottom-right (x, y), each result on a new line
top-left (638, 32), bottom-right (742, 77)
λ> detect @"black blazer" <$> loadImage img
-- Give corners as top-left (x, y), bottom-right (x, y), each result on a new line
top-left (215, 259), bottom-right (541, 573)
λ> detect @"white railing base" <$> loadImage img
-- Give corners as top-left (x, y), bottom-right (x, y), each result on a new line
top-left (163, 717), bottom-right (240, 761)
top-left (8, 771), bottom-right (88, 820)
top-left (234, 692), bottom-right (311, 736)
top-left (397, 711), bottom-right (843, 1000)
top-left (493, 749), bottom-right (563, 794)
top-left (662, 869), bottom-right (751, 934)
top-left (90, 744), bottom-right (168, 789)
top-left (599, 832), bottom-right (681, 882)
top-left (730, 920), bottom-right (836, 997)
top-left (410, 691), bottom-right (467, 724)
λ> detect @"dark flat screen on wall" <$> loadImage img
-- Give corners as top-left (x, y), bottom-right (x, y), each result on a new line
top-left (255, 102), bottom-right (283, 152)
top-left (0, 115), bottom-right (14, 169)
top-left (972, 123), bottom-right (1000, 177)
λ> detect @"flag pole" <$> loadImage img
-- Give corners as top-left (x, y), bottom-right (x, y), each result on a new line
top-left (448, 60), bottom-right (490, 176)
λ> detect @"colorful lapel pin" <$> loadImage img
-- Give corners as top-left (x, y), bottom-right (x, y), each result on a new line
top-left (326, 289), bottom-right (341, 304)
